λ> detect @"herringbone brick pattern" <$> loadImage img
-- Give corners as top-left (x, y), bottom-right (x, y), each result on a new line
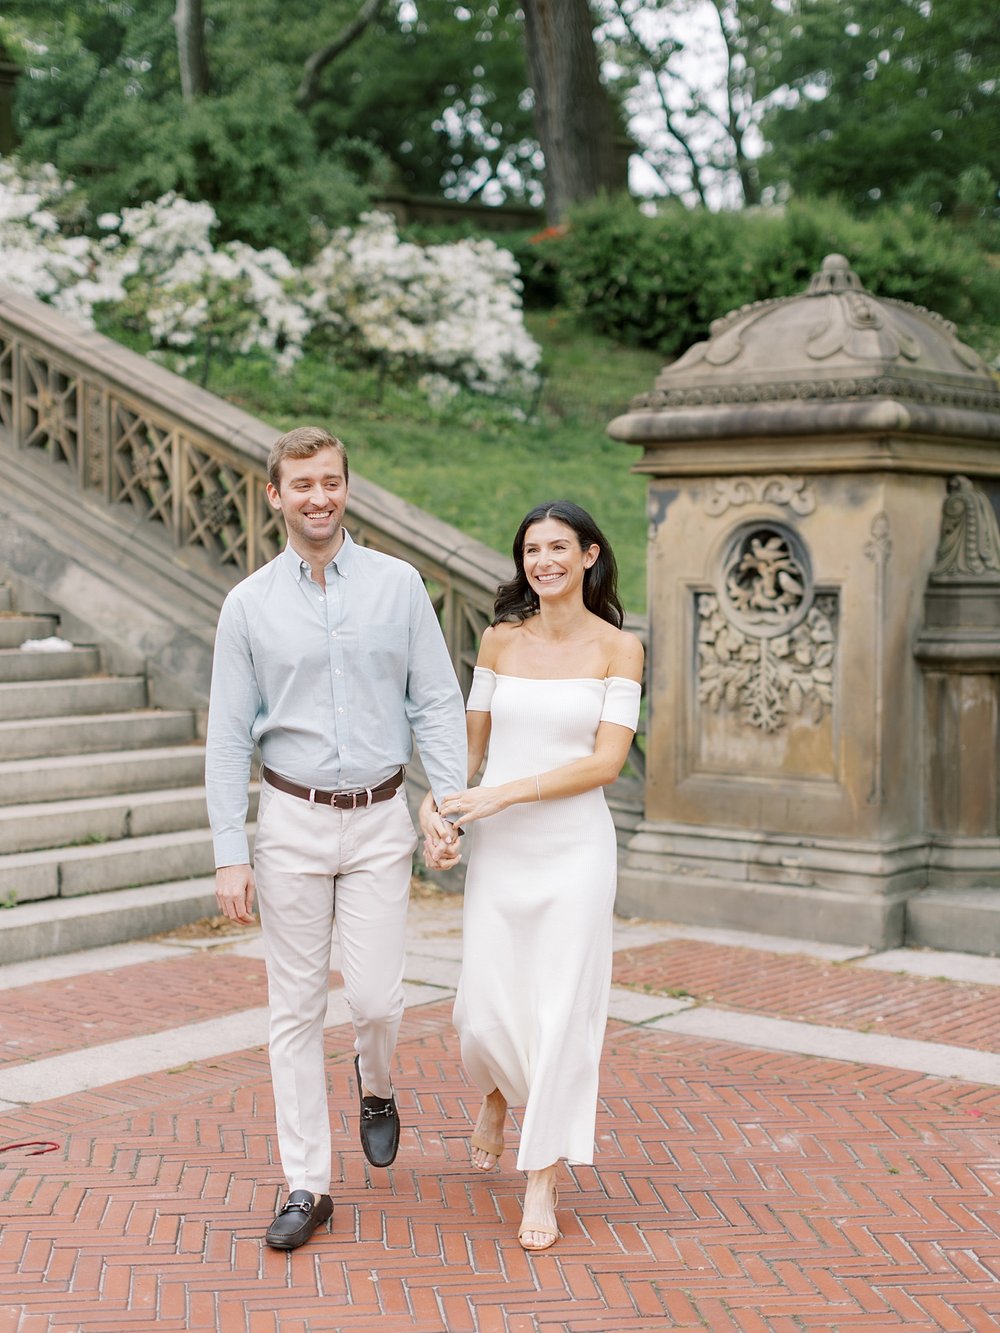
top-left (1, 997), bottom-right (999, 1332)
top-left (613, 938), bottom-right (1000, 1050)
top-left (0, 955), bottom-right (343, 1067)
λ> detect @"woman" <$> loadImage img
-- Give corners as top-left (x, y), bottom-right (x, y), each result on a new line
top-left (422, 501), bottom-right (643, 1251)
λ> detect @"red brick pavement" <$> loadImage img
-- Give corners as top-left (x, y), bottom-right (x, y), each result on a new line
top-left (0, 956), bottom-right (340, 1067)
top-left (613, 938), bottom-right (1000, 1052)
top-left (1, 997), bottom-right (999, 1332)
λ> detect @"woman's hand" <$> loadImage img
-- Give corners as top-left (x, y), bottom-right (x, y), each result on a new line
top-left (438, 784), bottom-right (509, 828)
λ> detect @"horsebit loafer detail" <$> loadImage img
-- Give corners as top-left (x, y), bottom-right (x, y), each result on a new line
top-left (265, 1190), bottom-right (333, 1250)
top-left (354, 1055), bottom-right (400, 1167)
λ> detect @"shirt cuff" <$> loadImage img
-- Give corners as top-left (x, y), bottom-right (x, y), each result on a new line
top-left (213, 831), bottom-right (251, 867)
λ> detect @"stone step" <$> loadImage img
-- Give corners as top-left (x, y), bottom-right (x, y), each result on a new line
top-left (906, 888), bottom-right (1000, 956)
top-left (0, 824), bottom-right (239, 906)
top-left (0, 645), bottom-right (101, 682)
top-left (0, 744), bottom-right (207, 806)
top-left (0, 878), bottom-right (222, 965)
top-left (0, 675), bottom-right (147, 721)
top-left (0, 612), bottom-right (60, 648)
top-left (0, 784), bottom-right (259, 854)
top-left (0, 708), bottom-right (196, 761)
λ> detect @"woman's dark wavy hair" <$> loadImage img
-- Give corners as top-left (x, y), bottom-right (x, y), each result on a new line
top-left (492, 501), bottom-right (625, 629)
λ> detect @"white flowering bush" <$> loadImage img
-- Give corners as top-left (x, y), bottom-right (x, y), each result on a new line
top-left (0, 158), bottom-right (97, 307)
top-left (100, 195), bottom-right (314, 375)
top-left (306, 212), bottom-right (541, 396)
top-left (0, 156), bottom-right (540, 396)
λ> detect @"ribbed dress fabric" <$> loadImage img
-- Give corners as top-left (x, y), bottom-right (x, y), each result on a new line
top-left (453, 668), bottom-right (641, 1171)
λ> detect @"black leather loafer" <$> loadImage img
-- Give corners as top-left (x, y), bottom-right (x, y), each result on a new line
top-left (355, 1055), bottom-right (400, 1167)
top-left (264, 1190), bottom-right (333, 1250)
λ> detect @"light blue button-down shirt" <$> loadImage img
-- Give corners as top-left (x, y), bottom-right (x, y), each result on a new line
top-left (205, 530), bottom-right (467, 866)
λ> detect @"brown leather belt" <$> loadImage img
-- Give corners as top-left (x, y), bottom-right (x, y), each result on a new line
top-left (261, 765), bottom-right (405, 809)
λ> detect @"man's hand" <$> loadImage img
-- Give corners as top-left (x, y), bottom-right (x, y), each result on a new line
top-left (216, 863), bottom-right (256, 924)
top-left (423, 832), bottom-right (462, 871)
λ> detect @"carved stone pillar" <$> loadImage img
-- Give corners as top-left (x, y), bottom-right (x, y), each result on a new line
top-left (609, 255), bottom-right (1000, 948)
top-left (910, 478), bottom-right (1000, 949)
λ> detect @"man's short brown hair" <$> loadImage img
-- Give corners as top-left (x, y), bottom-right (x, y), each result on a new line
top-left (267, 426), bottom-right (350, 491)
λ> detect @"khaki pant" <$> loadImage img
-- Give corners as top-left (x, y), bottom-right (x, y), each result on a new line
top-left (253, 780), bottom-right (418, 1194)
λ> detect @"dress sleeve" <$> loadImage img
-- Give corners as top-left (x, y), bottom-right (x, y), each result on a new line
top-left (601, 676), bottom-right (641, 730)
top-left (466, 665), bottom-right (497, 713)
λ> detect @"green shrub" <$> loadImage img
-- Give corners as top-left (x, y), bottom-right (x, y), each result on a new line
top-left (526, 193), bottom-right (1000, 363)
top-left (500, 228), bottom-right (564, 310)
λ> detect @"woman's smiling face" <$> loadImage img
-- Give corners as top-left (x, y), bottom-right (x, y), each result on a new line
top-left (521, 517), bottom-right (598, 604)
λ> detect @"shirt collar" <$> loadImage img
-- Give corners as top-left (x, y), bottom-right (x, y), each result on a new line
top-left (281, 528), bottom-right (355, 583)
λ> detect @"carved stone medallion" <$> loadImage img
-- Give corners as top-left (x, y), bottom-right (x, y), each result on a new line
top-left (698, 522), bottom-right (836, 733)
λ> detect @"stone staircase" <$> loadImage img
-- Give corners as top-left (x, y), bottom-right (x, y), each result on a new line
top-left (0, 585), bottom-right (251, 964)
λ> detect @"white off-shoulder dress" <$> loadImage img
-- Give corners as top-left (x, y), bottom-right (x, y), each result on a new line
top-left (453, 668), bottom-right (641, 1171)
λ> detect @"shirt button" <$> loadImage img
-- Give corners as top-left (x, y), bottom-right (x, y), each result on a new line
top-left (330, 631), bottom-right (338, 638)
top-left (338, 707), bottom-right (344, 714)
top-left (335, 669), bottom-right (342, 676)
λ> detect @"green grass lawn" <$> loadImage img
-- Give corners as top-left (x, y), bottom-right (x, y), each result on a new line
top-left (195, 309), bottom-right (664, 614)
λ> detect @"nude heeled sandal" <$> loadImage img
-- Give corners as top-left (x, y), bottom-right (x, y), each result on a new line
top-left (470, 1130), bottom-right (504, 1170)
top-left (517, 1187), bottom-right (559, 1252)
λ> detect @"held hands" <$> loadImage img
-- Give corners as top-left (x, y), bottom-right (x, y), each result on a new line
top-left (419, 792), bottom-right (462, 871)
top-left (215, 863), bottom-right (256, 924)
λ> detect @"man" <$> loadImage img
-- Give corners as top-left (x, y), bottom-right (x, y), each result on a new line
top-left (206, 425), bottom-right (465, 1251)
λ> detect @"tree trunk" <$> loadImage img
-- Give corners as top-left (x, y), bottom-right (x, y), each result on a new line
top-left (522, 0), bottom-right (622, 223)
top-left (174, 0), bottom-right (210, 100)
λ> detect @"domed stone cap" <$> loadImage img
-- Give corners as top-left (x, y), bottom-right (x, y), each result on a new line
top-left (619, 254), bottom-right (999, 418)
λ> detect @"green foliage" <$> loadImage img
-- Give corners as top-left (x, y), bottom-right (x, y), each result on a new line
top-left (760, 0), bottom-right (1000, 216)
top-left (5, 0), bottom-right (998, 256)
top-left (3, 0), bottom-right (537, 258)
top-left (500, 227), bottom-right (564, 309)
top-left (7, 3), bottom-right (376, 258)
top-left (129, 78), bottom-right (373, 259)
top-left (304, 0), bottom-right (537, 204)
top-left (525, 193), bottom-right (1000, 362)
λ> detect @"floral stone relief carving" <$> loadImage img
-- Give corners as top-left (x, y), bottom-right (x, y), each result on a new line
top-left (703, 475), bottom-right (816, 518)
top-left (697, 524), bottom-right (836, 733)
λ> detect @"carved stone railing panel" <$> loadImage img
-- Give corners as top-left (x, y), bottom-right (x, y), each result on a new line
top-left (183, 442), bottom-right (253, 570)
top-left (0, 286), bottom-right (648, 767)
top-left (110, 399), bottom-right (177, 529)
top-left (20, 346), bottom-right (82, 478)
top-left (455, 597), bottom-right (492, 682)
top-left (252, 477), bottom-right (285, 568)
top-left (82, 383), bottom-right (108, 492)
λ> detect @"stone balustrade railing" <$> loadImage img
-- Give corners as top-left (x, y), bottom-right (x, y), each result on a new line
top-left (0, 285), bottom-right (646, 774)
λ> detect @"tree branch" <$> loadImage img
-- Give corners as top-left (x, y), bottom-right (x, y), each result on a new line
top-left (296, 0), bottom-right (389, 109)
top-left (707, 0), bottom-right (760, 205)
top-left (610, 0), bottom-right (708, 206)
